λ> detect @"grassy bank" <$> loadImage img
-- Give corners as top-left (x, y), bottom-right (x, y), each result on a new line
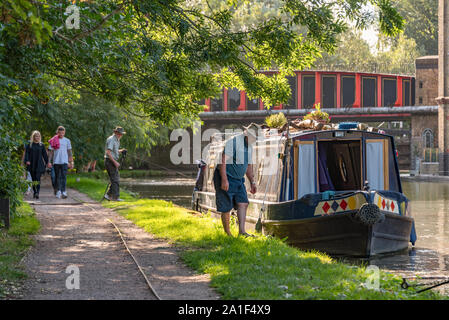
top-left (67, 176), bottom-right (445, 300)
top-left (0, 202), bottom-right (40, 299)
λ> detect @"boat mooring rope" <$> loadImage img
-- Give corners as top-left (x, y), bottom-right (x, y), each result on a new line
top-left (71, 196), bottom-right (162, 300)
top-left (401, 277), bottom-right (449, 294)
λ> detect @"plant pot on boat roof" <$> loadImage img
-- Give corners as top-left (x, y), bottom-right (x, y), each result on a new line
top-left (304, 103), bottom-right (330, 124)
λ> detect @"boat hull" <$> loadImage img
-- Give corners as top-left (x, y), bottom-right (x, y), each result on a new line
top-left (263, 212), bottom-right (413, 257)
top-left (193, 190), bottom-right (414, 257)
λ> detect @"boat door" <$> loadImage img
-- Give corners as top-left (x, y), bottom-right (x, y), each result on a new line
top-left (365, 139), bottom-right (389, 190)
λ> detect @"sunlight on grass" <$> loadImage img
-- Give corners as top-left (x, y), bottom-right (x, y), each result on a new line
top-left (67, 176), bottom-right (447, 300)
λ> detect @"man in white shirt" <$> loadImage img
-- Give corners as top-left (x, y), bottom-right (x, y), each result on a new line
top-left (48, 126), bottom-right (74, 199)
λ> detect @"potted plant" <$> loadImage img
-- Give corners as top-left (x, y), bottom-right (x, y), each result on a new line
top-left (303, 103), bottom-right (330, 124)
top-left (265, 112), bottom-right (287, 129)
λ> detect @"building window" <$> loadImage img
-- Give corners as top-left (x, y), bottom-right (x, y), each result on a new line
top-left (422, 129), bottom-right (434, 148)
top-left (419, 81), bottom-right (423, 89)
top-left (419, 97), bottom-right (423, 104)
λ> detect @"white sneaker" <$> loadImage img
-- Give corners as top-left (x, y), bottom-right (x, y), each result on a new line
top-left (104, 194), bottom-right (111, 201)
top-left (56, 191), bottom-right (61, 199)
top-left (62, 192), bottom-right (68, 199)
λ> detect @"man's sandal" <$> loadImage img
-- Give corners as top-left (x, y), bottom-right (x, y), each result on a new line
top-left (239, 232), bottom-right (255, 238)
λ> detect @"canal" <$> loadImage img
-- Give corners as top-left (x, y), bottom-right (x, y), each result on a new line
top-left (122, 177), bottom-right (449, 292)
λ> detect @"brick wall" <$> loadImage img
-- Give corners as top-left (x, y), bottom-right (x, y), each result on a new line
top-left (415, 56), bottom-right (438, 106)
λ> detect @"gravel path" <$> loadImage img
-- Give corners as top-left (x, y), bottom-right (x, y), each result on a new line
top-left (21, 177), bottom-right (219, 300)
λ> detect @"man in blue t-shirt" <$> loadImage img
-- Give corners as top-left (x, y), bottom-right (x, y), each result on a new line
top-left (213, 128), bottom-right (257, 237)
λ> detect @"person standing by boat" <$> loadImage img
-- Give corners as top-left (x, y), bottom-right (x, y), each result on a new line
top-left (48, 126), bottom-right (74, 199)
top-left (213, 127), bottom-right (257, 237)
top-left (24, 131), bottom-right (49, 199)
top-left (104, 126), bottom-right (127, 201)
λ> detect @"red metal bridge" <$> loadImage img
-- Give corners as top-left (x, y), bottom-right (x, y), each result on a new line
top-left (201, 71), bottom-right (415, 117)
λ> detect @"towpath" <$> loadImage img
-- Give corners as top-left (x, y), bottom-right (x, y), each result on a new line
top-left (20, 177), bottom-right (218, 300)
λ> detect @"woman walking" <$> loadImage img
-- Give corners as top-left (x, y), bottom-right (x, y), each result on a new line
top-left (24, 131), bottom-right (49, 199)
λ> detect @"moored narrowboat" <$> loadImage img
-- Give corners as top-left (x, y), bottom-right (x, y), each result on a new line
top-left (192, 121), bottom-right (417, 257)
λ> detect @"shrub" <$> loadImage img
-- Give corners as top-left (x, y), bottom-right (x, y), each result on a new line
top-left (265, 112), bottom-right (287, 129)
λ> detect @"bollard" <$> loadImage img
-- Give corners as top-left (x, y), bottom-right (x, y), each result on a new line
top-left (0, 198), bottom-right (10, 229)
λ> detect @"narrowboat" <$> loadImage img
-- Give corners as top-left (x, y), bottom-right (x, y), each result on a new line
top-left (192, 121), bottom-right (417, 257)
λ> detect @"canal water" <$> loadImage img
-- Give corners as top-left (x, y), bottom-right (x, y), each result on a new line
top-left (122, 177), bottom-right (449, 292)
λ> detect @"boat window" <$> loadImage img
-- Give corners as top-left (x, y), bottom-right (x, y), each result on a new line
top-left (317, 140), bottom-right (362, 192)
top-left (294, 141), bottom-right (316, 198)
top-left (366, 139), bottom-right (389, 190)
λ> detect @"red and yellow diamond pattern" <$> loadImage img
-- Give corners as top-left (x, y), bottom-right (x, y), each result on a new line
top-left (373, 193), bottom-right (399, 214)
top-left (314, 193), bottom-right (367, 216)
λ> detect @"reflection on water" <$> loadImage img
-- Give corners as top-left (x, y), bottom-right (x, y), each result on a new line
top-left (369, 181), bottom-right (449, 286)
top-left (121, 177), bottom-right (195, 208)
top-left (122, 177), bottom-right (449, 293)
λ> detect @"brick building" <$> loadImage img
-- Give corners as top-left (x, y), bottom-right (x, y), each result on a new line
top-left (415, 56), bottom-right (438, 106)
top-left (413, 56), bottom-right (439, 172)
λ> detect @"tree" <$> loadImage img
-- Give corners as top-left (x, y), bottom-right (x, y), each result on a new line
top-left (393, 0), bottom-right (438, 55)
top-left (315, 30), bottom-right (377, 72)
top-left (1, 0), bottom-right (404, 213)
top-left (376, 34), bottom-right (420, 74)
top-left (24, 92), bottom-right (185, 169)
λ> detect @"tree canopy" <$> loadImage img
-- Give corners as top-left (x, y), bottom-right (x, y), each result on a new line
top-left (0, 0), bottom-right (404, 214)
top-left (393, 0), bottom-right (437, 56)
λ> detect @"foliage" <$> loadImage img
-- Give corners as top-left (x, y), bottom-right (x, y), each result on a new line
top-left (1, 0), bottom-right (404, 209)
top-left (67, 176), bottom-right (446, 300)
top-left (0, 82), bottom-right (31, 214)
top-left (315, 30), bottom-right (377, 71)
top-left (376, 34), bottom-right (421, 75)
top-left (304, 103), bottom-right (330, 123)
top-left (315, 28), bottom-right (419, 75)
top-left (0, 202), bottom-right (40, 299)
top-left (24, 92), bottom-right (185, 168)
top-left (1, 0), bottom-right (404, 114)
top-left (393, 0), bottom-right (438, 56)
top-left (265, 112), bottom-right (287, 129)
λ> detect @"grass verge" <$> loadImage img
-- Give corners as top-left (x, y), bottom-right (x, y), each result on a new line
top-left (0, 202), bottom-right (40, 299)
top-left (67, 175), bottom-right (446, 300)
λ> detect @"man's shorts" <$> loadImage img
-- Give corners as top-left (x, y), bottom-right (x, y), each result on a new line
top-left (213, 169), bottom-right (249, 213)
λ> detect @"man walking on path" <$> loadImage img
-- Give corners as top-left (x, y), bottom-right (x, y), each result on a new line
top-left (213, 127), bottom-right (257, 237)
top-left (104, 126), bottom-right (126, 201)
top-left (48, 126), bottom-right (74, 199)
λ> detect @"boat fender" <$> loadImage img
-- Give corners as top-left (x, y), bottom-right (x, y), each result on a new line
top-left (354, 203), bottom-right (385, 226)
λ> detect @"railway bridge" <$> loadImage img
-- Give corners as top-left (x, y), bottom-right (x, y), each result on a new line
top-left (199, 106), bottom-right (439, 172)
